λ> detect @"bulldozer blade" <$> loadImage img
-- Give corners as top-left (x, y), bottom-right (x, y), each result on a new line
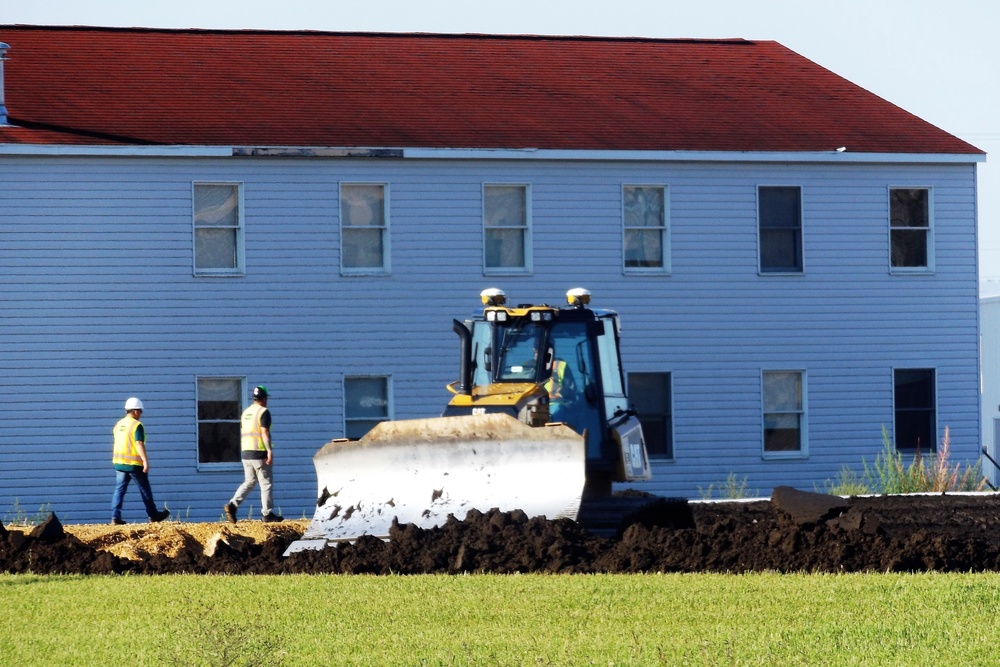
top-left (284, 413), bottom-right (585, 554)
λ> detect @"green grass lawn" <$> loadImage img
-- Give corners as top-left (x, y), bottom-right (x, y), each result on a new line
top-left (2, 572), bottom-right (999, 666)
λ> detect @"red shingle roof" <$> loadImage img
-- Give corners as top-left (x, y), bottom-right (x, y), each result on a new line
top-left (0, 26), bottom-right (983, 154)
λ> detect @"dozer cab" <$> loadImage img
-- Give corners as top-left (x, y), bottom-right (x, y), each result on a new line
top-left (286, 288), bottom-right (653, 553)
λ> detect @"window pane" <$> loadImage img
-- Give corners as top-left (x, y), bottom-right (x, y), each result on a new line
top-left (763, 371), bottom-right (801, 412)
top-left (759, 187), bottom-right (802, 272)
top-left (345, 377), bottom-right (389, 420)
top-left (895, 369), bottom-right (934, 408)
top-left (891, 229), bottom-right (928, 268)
top-left (890, 189), bottom-right (929, 228)
top-left (764, 414), bottom-right (801, 452)
top-left (197, 378), bottom-right (241, 420)
top-left (624, 186), bottom-right (664, 228)
top-left (342, 228), bottom-right (385, 269)
top-left (485, 228), bottom-right (526, 268)
top-left (342, 185), bottom-right (385, 228)
top-left (895, 410), bottom-right (935, 451)
top-left (195, 228), bottom-right (238, 270)
top-left (194, 184), bottom-right (239, 227)
top-left (624, 229), bottom-right (664, 268)
top-left (630, 373), bottom-right (670, 411)
top-left (484, 186), bottom-right (526, 228)
top-left (760, 229), bottom-right (802, 271)
top-left (198, 422), bottom-right (241, 463)
top-left (759, 187), bottom-right (800, 228)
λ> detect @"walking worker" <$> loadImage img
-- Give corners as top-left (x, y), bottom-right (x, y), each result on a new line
top-left (111, 397), bottom-right (170, 525)
top-left (224, 385), bottom-right (283, 523)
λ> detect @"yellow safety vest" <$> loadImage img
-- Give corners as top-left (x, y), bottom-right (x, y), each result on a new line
top-left (544, 359), bottom-right (568, 399)
top-left (241, 403), bottom-right (269, 452)
top-left (112, 415), bottom-right (144, 467)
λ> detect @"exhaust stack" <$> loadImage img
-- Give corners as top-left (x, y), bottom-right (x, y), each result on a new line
top-left (0, 43), bottom-right (8, 125)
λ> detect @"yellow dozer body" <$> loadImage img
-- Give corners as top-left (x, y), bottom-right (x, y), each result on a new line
top-left (285, 288), bottom-right (651, 554)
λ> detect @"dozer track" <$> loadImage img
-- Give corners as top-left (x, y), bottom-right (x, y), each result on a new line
top-left (574, 494), bottom-right (695, 538)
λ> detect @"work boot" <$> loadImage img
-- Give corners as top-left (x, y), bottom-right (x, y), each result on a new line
top-left (151, 509), bottom-right (170, 523)
top-left (262, 512), bottom-right (283, 523)
top-left (111, 517), bottom-right (126, 526)
top-left (223, 503), bottom-right (237, 524)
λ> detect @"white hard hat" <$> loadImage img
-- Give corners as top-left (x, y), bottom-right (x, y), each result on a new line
top-left (124, 397), bottom-right (144, 412)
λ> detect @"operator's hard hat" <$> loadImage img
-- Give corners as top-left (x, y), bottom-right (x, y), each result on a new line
top-left (124, 397), bottom-right (144, 412)
top-left (253, 385), bottom-right (269, 400)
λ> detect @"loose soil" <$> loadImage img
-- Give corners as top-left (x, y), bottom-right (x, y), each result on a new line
top-left (4, 489), bottom-right (1000, 575)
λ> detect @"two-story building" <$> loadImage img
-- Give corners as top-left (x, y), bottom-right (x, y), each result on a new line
top-left (0, 26), bottom-right (985, 523)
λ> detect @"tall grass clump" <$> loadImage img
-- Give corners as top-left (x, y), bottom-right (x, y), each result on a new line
top-left (823, 426), bottom-right (985, 495)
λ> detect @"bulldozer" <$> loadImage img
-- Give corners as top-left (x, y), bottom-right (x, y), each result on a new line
top-left (285, 288), bottom-right (661, 554)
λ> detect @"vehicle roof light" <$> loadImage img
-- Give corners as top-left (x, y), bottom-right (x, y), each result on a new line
top-left (481, 288), bottom-right (506, 306)
top-left (566, 287), bottom-right (591, 307)
top-left (531, 311), bottom-right (541, 321)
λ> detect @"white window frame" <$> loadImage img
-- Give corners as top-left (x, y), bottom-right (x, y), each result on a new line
top-left (761, 369), bottom-right (808, 459)
top-left (757, 185), bottom-right (804, 275)
top-left (888, 186), bottom-right (934, 274)
top-left (344, 375), bottom-right (393, 440)
top-left (195, 376), bottom-right (246, 471)
top-left (622, 184), bottom-right (670, 274)
top-left (340, 182), bottom-right (390, 275)
top-left (192, 182), bottom-right (245, 277)
top-left (483, 183), bottom-right (532, 275)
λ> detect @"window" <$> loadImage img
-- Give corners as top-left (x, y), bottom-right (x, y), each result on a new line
top-left (623, 185), bottom-right (668, 272)
top-left (484, 184), bottom-right (530, 272)
top-left (762, 370), bottom-right (806, 454)
top-left (628, 372), bottom-right (673, 459)
top-left (341, 184), bottom-right (389, 273)
top-left (890, 188), bottom-right (931, 270)
top-left (345, 376), bottom-right (391, 439)
top-left (894, 368), bottom-right (936, 452)
top-left (758, 186), bottom-right (802, 273)
top-left (193, 183), bottom-right (243, 275)
top-left (197, 377), bottom-right (244, 465)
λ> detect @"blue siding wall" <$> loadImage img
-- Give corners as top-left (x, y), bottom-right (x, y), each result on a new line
top-left (0, 155), bottom-right (981, 522)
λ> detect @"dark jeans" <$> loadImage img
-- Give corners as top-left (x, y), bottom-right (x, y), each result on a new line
top-left (111, 469), bottom-right (158, 520)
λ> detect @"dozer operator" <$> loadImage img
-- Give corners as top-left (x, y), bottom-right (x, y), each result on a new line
top-left (286, 288), bottom-right (653, 553)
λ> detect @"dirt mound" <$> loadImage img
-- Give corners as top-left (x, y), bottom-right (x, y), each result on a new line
top-left (4, 490), bottom-right (1000, 574)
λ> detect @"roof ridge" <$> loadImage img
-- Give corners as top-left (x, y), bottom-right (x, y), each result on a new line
top-left (1, 25), bottom-right (753, 46)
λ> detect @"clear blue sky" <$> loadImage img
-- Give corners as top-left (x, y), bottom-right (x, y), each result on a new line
top-left (5, 0), bottom-right (998, 285)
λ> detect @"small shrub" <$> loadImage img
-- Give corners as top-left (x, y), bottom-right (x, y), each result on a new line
top-left (2, 500), bottom-right (54, 526)
top-left (699, 473), bottom-right (754, 499)
top-left (818, 468), bottom-right (871, 496)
